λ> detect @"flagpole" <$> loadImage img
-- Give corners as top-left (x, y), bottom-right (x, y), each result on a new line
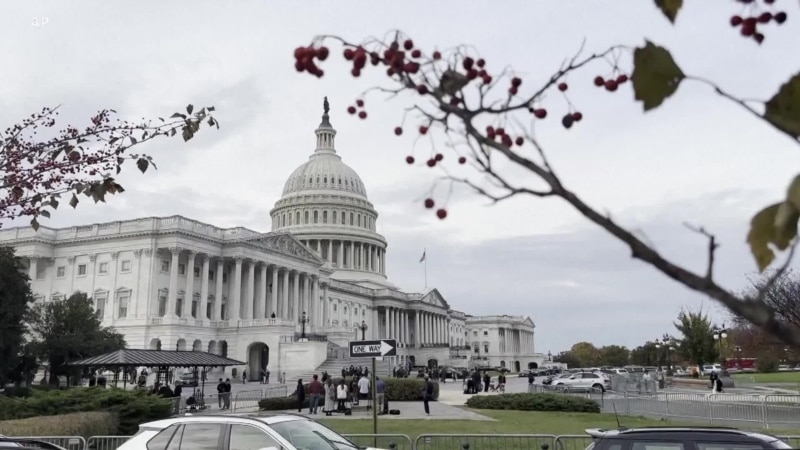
top-left (424, 254), bottom-right (428, 291)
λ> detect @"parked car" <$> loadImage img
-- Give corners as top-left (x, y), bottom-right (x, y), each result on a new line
top-left (518, 370), bottom-right (531, 377)
top-left (118, 414), bottom-right (388, 450)
top-left (543, 373), bottom-right (572, 385)
top-left (552, 372), bottom-right (610, 392)
top-left (583, 427), bottom-right (791, 450)
top-left (702, 364), bottom-right (722, 375)
top-left (0, 435), bottom-right (67, 450)
top-left (178, 372), bottom-right (198, 387)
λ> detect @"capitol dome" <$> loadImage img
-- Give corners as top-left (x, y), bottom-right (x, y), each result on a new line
top-left (269, 98), bottom-right (391, 288)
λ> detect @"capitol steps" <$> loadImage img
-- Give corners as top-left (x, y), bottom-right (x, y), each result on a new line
top-left (284, 356), bottom-right (393, 385)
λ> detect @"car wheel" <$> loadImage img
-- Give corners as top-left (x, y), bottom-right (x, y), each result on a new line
top-left (592, 383), bottom-right (605, 392)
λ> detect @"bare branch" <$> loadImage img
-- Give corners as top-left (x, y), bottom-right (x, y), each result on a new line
top-left (683, 222), bottom-right (720, 280)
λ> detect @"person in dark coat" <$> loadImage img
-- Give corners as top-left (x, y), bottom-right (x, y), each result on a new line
top-left (295, 379), bottom-right (306, 412)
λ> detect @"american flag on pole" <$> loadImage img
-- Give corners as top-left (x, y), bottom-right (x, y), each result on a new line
top-left (419, 250), bottom-right (426, 263)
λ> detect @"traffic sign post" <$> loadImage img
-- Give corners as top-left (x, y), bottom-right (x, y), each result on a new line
top-left (348, 339), bottom-right (397, 444)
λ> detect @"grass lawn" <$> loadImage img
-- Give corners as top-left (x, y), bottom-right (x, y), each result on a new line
top-left (320, 409), bottom-right (799, 442)
top-left (734, 372), bottom-right (800, 384)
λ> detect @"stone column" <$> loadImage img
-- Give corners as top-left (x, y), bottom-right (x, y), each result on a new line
top-left (322, 282), bottom-right (329, 326)
top-left (350, 241), bottom-right (355, 268)
top-left (230, 256), bottom-right (243, 321)
top-left (27, 256), bottom-right (38, 281)
top-left (214, 259), bottom-right (224, 320)
top-left (312, 277), bottom-right (320, 326)
top-left (337, 241), bottom-right (344, 267)
top-left (270, 265), bottom-right (278, 318)
top-left (244, 260), bottom-right (255, 320)
top-left (167, 247), bottom-right (181, 318)
top-left (293, 271), bottom-right (301, 321)
top-left (328, 241), bottom-right (333, 264)
top-left (258, 263), bottom-right (268, 319)
top-left (304, 275), bottom-right (311, 324)
top-left (384, 307), bottom-right (390, 339)
top-left (282, 268), bottom-right (290, 319)
top-left (199, 254), bottom-right (210, 320)
top-left (414, 312), bottom-right (420, 347)
top-left (184, 251), bottom-right (196, 318)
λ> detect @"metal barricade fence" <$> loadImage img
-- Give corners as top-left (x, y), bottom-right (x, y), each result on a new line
top-left (554, 435), bottom-right (593, 450)
top-left (414, 434), bottom-right (556, 450)
top-left (343, 434), bottom-right (413, 450)
top-left (86, 436), bottom-right (131, 450)
top-left (16, 436), bottom-right (86, 450)
top-left (231, 385), bottom-right (290, 413)
top-left (780, 436), bottom-right (800, 447)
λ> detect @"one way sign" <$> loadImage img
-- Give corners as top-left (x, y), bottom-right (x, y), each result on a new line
top-left (349, 339), bottom-right (397, 358)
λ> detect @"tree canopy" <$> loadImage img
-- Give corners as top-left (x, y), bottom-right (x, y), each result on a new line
top-left (0, 247), bottom-right (34, 385)
top-left (674, 308), bottom-right (719, 367)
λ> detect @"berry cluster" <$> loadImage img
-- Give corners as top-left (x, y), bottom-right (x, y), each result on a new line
top-left (486, 126), bottom-right (526, 148)
top-left (346, 99), bottom-right (367, 119)
top-left (293, 46), bottom-right (329, 77)
top-left (423, 197), bottom-right (447, 219)
top-left (730, 0), bottom-right (788, 44)
top-left (593, 74), bottom-right (628, 92)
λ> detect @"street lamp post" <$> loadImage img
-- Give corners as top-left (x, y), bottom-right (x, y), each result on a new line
top-left (548, 351), bottom-right (552, 362)
top-left (661, 335), bottom-right (676, 376)
top-left (712, 324), bottom-right (728, 376)
top-left (358, 320), bottom-right (369, 340)
top-left (300, 311), bottom-right (309, 340)
top-left (655, 339), bottom-right (663, 372)
top-left (733, 345), bottom-right (743, 371)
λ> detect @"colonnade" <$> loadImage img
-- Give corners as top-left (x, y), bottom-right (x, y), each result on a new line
top-left (499, 328), bottom-right (535, 354)
top-left (380, 307), bottom-right (450, 347)
top-left (299, 239), bottom-right (385, 274)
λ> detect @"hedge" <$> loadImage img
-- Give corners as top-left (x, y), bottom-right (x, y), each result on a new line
top-left (465, 393), bottom-right (600, 413)
top-left (260, 378), bottom-right (440, 411)
top-left (0, 387), bottom-right (172, 435)
top-left (0, 411), bottom-right (117, 438)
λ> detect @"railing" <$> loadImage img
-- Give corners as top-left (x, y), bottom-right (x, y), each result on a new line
top-left (11, 434), bottom-right (800, 450)
top-left (231, 385), bottom-right (289, 412)
top-left (530, 384), bottom-right (800, 429)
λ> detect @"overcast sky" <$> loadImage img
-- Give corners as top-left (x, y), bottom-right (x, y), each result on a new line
top-left (2, 1), bottom-right (798, 353)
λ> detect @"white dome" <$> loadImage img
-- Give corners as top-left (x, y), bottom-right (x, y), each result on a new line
top-left (282, 153), bottom-right (368, 198)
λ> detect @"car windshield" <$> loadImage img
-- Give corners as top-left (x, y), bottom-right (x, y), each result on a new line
top-left (270, 419), bottom-right (359, 450)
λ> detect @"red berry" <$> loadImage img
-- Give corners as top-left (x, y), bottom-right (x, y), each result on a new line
top-left (343, 48), bottom-right (355, 60)
top-left (481, 75), bottom-right (493, 84)
top-left (426, 158), bottom-right (436, 167)
top-left (419, 125), bottom-right (428, 135)
top-left (501, 135), bottom-right (512, 147)
top-left (358, 111), bottom-right (367, 119)
top-left (434, 153), bottom-right (443, 162)
top-left (424, 198), bottom-right (435, 209)
top-left (616, 74), bottom-right (629, 84)
top-left (572, 112), bottom-right (583, 122)
top-left (486, 126), bottom-right (496, 138)
top-left (744, 17), bottom-right (757, 27)
top-left (294, 61), bottom-right (305, 72)
top-left (436, 208), bottom-right (447, 220)
top-left (774, 12), bottom-right (787, 24)
top-left (558, 82), bottom-right (568, 92)
top-left (351, 68), bottom-right (361, 77)
top-left (394, 126), bottom-right (403, 136)
top-left (411, 49), bottom-right (421, 58)
top-left (416, 85), bottom-right (429, 95)
top-left (758, 12), bottom-right (773, 23)
top-left (604, 79), bottom-right (618, 92)
top-left (316, 46), bottom-right (329, 61)
top-left (463, 57), bottom-right (474, 70)
top-left (731, 15), bottom-right (744, 26)
top-left (496, 127), bottom-right (505, 135)
top-left (741, 24), bottom-right (756, 36)
top-left (458, 156), bottom-right (466, 164)
top-left (466, 69), bottom-right (478, 80)
top-left (533, 109), bottom-right (547, 119)
top-left (432, 51), bottom-right (442, 60)
top-left (511, 77), bottom-right (522, 87)
top-left (356, 99), bottom-right (364, 107)
top-left (403, 39), bottom-right (414, 50)
top-left (347, 106), bottom-right (356, 115)
top-left (293, 46), bottom-right (308, 59)
top-left (405, 156), bottom-right (415, 164)
top-left (515, 137), bottom-right (524, 146)
top-left (754, 32), bottom-right (765, 44)
top-left (509, 86), bottom-right (518, 95)
top-left (476, 58), bottom-right (485, 68)
top-left (593, 76), bottom-right (604, 87)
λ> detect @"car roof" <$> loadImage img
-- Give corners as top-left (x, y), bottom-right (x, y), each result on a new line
top-left (139, 413), bottom-right (307, 431)
top-left (585, 427), bottom-right (781, 442)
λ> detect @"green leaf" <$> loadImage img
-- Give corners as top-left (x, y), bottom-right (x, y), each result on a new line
top-left (69, 194), bottom-right (79, 209)
top-left (747, 202), bottom-right (799, 272)
top-left (208, 106), bottom-right (216, 112)
top-left (764, 73), bottom-right (800, 138)
top-left (654, 0), bottom-right (682, 23)
top-left (630, 41), bottom-right (685, 111)
top-left (30, 217), bottom-right (39, 231)
top-left (786, 174), bottom-right (800, 212)
top-left (137, 158), bottom-right (149, 173)
top-left (50, 197), bottom-right (59, 209)
top-left (186, 104), bottom-right (194, 115)
top-left (170, 113), bottom-right (187, 120)
top-left (39, 210), bottom-right (50, 218)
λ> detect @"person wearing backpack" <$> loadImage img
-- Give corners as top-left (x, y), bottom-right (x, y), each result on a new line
top-left (423, 375), bottom-right (434, 415)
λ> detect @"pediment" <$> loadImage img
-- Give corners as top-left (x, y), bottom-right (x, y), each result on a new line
top-left (243, 233), bottom-right (324, 265)
top-left (421, 288), bottom-right (449, 309)
top-left (523, 316), bottom-right (535, 328)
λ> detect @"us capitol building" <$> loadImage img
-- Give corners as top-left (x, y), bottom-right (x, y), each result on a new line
top-left (0, 102), bottom-right (545, 380)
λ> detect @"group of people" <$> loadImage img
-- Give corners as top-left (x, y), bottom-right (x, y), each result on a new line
top-left (463, 370), bottom-right (506, 394)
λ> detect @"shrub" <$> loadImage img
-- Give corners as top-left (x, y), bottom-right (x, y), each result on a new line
top-left (465, 393), bottom-right (600, 413)
top-left (0, 387), bottom-right (172, 435)
top-left (0, 411), bottom-right (116, 438)
top-left (757, 359), bottom-right (779, 373)
top-left (259, 396), bottom-right (309, 411)
top-left (1, 386), bottom-right (58, 398)
top-left (384, 378), bottom-right (439, 401)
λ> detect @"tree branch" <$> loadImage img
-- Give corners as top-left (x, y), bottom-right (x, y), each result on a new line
top-left (683, 222), bottom-right (719, 281)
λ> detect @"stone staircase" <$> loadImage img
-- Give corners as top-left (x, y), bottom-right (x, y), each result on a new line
top-left (286, 356), bottom-right (393, 384)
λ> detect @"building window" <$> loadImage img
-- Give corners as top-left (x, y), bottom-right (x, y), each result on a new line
top-left (296, 211), bottom-right (300, 224)
top-left (206, 297), bottom-right (213, 319)
top-left (178, 264), bottom-right (186, 276)
top-left (209, 270), bottom-right (215, 281)
top-left (158, 290), bottom-right (168, 317)
top-left (194, 266), bottom-right (201, 278)
top-left (314, 210), bottom-right (319, 223)
top-left (333, 211), bottom-right (337, 223)
top-left (222, 273), bottom-right (228, 283)
top-left (483, 331), bottom-right (488, 336)
top-left (362, 309), bottom-right (366, 316)
top-left (473, 331), bottom-right (478, 336)
top-left (36, 266), bottom-right (46, 280)
top-left (56, 266), bottom-right (66, 278)
top-left (221, 298), bottom-right (228, 320)
top-left (288, 213), bottom-right (292, 225)
top-left (323, 211), bottom-right (328, 223)
top-left (98, 262), bottom-right (109, 274)
top-left (350, 213), bottom-right (354, 225)
top-left (117, 290), bottom-right (130, 319)
top-left (94, 291), bottom-right (107, 319)
top-left (333, 304), bottom-right (337, 312)
top-left (341, 212), bottom-right (346, 225)
top-left (160, 260), bottom-right (170, 273)
top-left (305, 210), bottom-right (309, 224)
top-left (176, 297), bottom-right (184, 317)
top-left (120, 260), bottom-right (132, 273)
top-left (484, 344), bottom-right (489, 353)
top-left (77, 264), bottom-right (87, 276)
top-left (192, 294), bottom-right (199, 318)
top-left (473, 346), bottom-right (479, 353)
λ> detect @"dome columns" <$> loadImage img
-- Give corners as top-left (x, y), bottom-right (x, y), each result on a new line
top-left (300, 237), bottom-right (386, 275)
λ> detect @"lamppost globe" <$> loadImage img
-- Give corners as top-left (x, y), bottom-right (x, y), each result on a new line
top-left (358, 320), bottom-right (368, 340)
top-left (300, 311), bottom-right (309, 340)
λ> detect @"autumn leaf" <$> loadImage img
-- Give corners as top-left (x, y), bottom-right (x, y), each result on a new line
top-left (654, 0), bottom-right (682, 24)
top-left (764, 73), bottom-right (800, 138)
top-left (747, 202), bottom-right (799, 272)
top-left (631, 41), bottom-right (685, 111)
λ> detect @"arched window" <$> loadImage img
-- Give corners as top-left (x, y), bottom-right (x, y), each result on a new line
top-left (333, 211), bottom-right (338, 223)
top-left (116, 287), bottom-right (132, 319)
top-left (323, 211), bottom-right (328, 224)
top-left (314, 210), bottom-right (319, 223)
top-left (158, 289), bottom-right (168, 317)
top-left (296, 211), bottom-right (300, 224)
top-left (93, 289), bottom-right (108, 319)
top-left (305, 210), bottom-right (310, 224)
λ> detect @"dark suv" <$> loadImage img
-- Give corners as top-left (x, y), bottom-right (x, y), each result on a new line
top-left (583, 427), bottom-right (792, 450)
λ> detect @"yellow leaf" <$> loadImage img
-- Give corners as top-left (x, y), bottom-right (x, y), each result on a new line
top-left (654, 0), bottom-right (682, 24)
top-left (764, 73), bottom-right (800, 138)
top-left (747, 202), bottom-right (799, 272)
top-left (631, 41), bottom-right (685, 112)
top-left (786, 174), bottom-right (800, 212)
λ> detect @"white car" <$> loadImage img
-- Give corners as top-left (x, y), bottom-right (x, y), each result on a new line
top-left (552, 372), bottom-right (610, 392)
top-left (702, 364), bottom-right (722, 375)
top-left (118, 414), bottom-right (384, 450)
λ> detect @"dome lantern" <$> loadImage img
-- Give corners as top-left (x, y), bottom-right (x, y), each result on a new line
top-left (315, 96), bottom-right (336, 155)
